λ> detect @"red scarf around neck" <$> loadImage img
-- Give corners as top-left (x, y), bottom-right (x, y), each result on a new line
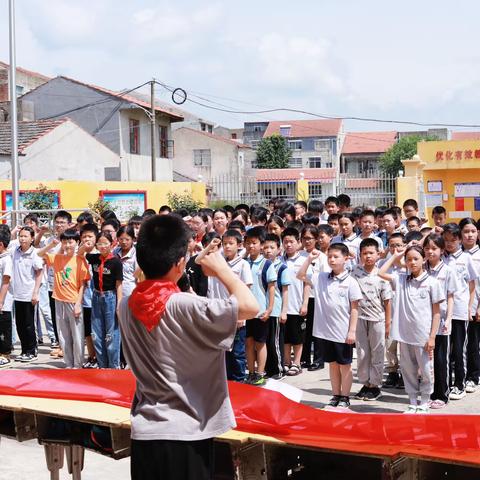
top-left (128, 280), bottom-right (180, 332)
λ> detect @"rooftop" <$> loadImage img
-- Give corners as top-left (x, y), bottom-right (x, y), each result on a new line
top-left (342, 131), bottom-right (397, 155)
top-left (0, 118), bottom-right (68, 154)
top-left (263, 119), bottom-right (342, 138)
top-left (177, 127), bottom-right (252, 148)
top-left (0, 61), bottom-right (51, 82)
top-left (451, 131), bottom-right (480, 141)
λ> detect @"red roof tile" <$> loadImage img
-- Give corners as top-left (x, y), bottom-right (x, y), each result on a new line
top-left (451, 131), bottom-right (480, 141)
top-left (0, 61), bottom-right (51, 81)
top-left (178, 127), bottom-right (252, 148)
top-left (342, 131), bottom-right (397, 155)
top-left (263, 119), bottom-right (342, 138)
top-left (255, 168), bottom-right (335, 182)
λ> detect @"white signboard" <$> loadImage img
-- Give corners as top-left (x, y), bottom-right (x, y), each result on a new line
top-left (425, 194), bottom-right (443, 208)
top-left (454, 183), bottom-right (480, 198)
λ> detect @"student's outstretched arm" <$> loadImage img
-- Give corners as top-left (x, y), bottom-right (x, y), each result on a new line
top-left (297, 249), bottom-right (319, 285)
top-left (37, 238), bottom-right (59, 258)
top-left (199, 251), bottom-right (259, 321)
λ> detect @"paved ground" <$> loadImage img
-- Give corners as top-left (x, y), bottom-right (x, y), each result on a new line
top-left (3, 340), bottom-right (480, 479)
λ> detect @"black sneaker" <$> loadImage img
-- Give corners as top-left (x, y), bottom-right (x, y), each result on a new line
top-left (383, 372), bottom-right (399, 388)
top-left (19, 353), bottom-right (37, 363)
top-left (363, 387), bottom-right (381, 401)
top-left (395, 374), bottom-right (405, 389)
top-left (50, 341), bottom-right (60, 349)
top-left (327, 395), bottom-right (342, 407)
top-left (354, 385), bottom-right (369, 399)
top-left (337, 396), bottom-right (351, 408)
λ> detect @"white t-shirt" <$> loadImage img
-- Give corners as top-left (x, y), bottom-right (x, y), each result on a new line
top-left (0, 252), bottom-right (13, 311)
top-left (464, 245), bottom-right (480, 317)
top-left (283, 251), bottom-right (309, 315)
top-left (312, 270), bottom-right (363, 343)
top-left (207, 255), bottom-right (253, 300)
top-left (12, 246), bottom-right (44, 301)
top-left (114, 246), bottom-right (138, 297)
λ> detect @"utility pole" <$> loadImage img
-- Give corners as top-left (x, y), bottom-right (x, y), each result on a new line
top-left (150, 79), bottom-right (156, 182)
top-left (8, 0), bottom-right (19, 225)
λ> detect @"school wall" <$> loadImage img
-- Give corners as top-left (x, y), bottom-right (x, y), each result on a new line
top-left (0, 180), bottom-right (206, 213)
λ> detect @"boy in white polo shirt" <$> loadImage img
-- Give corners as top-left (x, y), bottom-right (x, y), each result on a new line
top-left (352, 238), bottom-right (392, 401)
top-left (298, 243), bottom-right (362, 409)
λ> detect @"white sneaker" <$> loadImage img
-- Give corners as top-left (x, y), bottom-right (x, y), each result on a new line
top-left (416, 405), bottom-right (430, 414)
top-left (403, 405), bottom-right (417, 414)
top-left (449, 386), bottom-right (466, 400)
top-left (465, 380), bottom-right (477, 393)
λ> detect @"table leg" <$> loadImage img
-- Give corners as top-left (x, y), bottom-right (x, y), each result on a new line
top-left (44, 444), bottom-right (65, 480)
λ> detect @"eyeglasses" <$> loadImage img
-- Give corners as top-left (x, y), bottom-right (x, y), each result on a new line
top-left (302, 236), bottom-right (315, 241)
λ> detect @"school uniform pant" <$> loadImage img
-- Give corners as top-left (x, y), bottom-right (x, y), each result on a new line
top-left (400, 342), bottom-right (433, 402)
top-left (0, 311), bottom-right (12, 355)
top-left (14, 301), bottom-right (37, 355)
top-left (131, 438), bottom-right (214, 480)
top-left (91, 290), bottom-right (120, 369)
top-left (356, 319), bottom-right (385, 386)
top-left (431, 335), bottom-right (450, 403)
top-left (55, 300), bottom-right (85, 369)
top-left (265, 317), bottom-right (284, 377)
top-left (385, 338), bottom-right (399, 373)
top-left (301, 298), bottom-right (323, 366)
top-left (225, 326), bottom-right (246, 382)
top-left (450, 319), bottom-right (468, 390)
top-left (466, 319), bottom-right (480, 384)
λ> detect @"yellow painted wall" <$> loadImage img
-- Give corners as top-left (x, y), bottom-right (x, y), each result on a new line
top-left (296, 179), bottom-right (309, 202)
top-left (396, 176), bottom-right (418, 208)
top-left (0, 180), bottom-right (206, 212)
top-left (418, 140), bottom-right (480, 221)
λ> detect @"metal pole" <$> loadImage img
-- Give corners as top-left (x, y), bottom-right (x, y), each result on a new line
top-left (8, 0), bottom-right (20, 226)
top-left (150, 79), bottom-right (156, 182)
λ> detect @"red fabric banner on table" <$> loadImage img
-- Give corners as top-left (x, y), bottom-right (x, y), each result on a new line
top-left (1, 370), bottom-right (480, 465)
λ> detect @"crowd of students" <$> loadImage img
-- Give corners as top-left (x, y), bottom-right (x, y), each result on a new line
top-left (0, 195), bottom-right (478, 414)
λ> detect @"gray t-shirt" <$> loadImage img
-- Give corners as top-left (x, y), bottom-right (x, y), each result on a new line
top-left (118, 292), bottom-right (238, 441)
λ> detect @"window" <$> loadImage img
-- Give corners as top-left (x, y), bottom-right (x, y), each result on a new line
top-left (289, 157), bottom-right (303, 168)
top-left (15, 85), bottom-right (24, 97)
top-left (309, 183), bottom-right (323, 197)
top-left (193, 149), bottom-right (211, 167)
top-left (231, 133), bottom-right (237, 139)
top-left (324, 162), bottom-right (333, 168)
top-left (159, 125), bottom-right (168, 158)
top-left (314, 139), bottom-right (330, 151)
top-left (279, 125), bottom-right (291, 137)
top-left (129, 119), bottom-right (140, 154)
top-left (254, 125), bottom-right (263, 132)
top-left (288, 140), bottom-right (302, 150)
top-left (309, 157), bottom-right (322, 168)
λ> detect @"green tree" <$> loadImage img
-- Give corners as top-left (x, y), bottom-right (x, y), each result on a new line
top-left (256, 134), bottom-right (291, 169)
top-left (167, 191), bottom-right (203, 212)
top-left (379, 135), bottom-right (437, 176)
top-left (88, 197), bottom-right (115, 216)
top-left (22, 184), bottom-right (59, 210)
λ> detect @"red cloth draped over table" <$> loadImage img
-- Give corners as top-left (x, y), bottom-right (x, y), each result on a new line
top-left (1, 370), bottom-right (480, 465)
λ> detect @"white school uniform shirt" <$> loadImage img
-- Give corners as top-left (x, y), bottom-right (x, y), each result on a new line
top-left (426, 260), bottom-right (459, 335)
top-left (283, 251), bottom-right (309, 315)
top-left (443, 249), bottom-right (478, 321)
top-left (207, 255), bottom-right (253, 300)
top-left (114, 246), bottom-right (138, 297)
top-left (308, 250), bottom-right (330, 298)
top-left (12, 245), bottom-right (44, 301)
top-left (0, 252), bottom-right (14, 312)
top-left (464, 245), bottom-right (480, 317)
top-left (331, 233), bottom-right (361, 271)
top-left (358, 233), bottom-right (384, 252)
top-left (311, 270), bottom-right (363, 343)
top-left (351, 265), bottom-right (392, 322)
top-left (390, 272), bottom-right (445, 347)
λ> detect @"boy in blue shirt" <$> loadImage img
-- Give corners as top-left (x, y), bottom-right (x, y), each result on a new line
top-left (244, 227), bottom-right (277, 386)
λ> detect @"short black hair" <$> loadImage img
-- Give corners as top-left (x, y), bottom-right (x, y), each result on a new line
top-left (264, 233), bottom-right (281, 247)
top-left (442, 222), bottom-right (461, 239)
top-left (267, 215), bottom-right (284, 229)
top-left (294, 200), bottom-right (308, 210)
top-left (301, 225), bottom-right (319, 238)
top-left (228, 220), bottom-right (246, 233)
top-left (136, 215), bottom-right (190, 279)
top-left (281, 204), bottom-right (296, 218)
top-left (213, 208), bottom-right (227, 218)
top-left (54, 210), bottom-right (72, 223)
top-left (405, 231), bottom-right (423, 243)
top-left (96, 231), bottom-right (113, 244)
top-left (432, 206), bottom-right (447, 215)
top-left (223, 205), bottom-right (235, 214)
top-left (391, 206), bottom-right (402, 218)
top-left (232, 210), bottom-right (248, 224)
top-left (222, 229), bottom-right (243, 244)
top-left (117, 225), bottom-right (136, 239)
top-left (245, 226), bottom-right (267, 243)
top-left (142, 208), bottom-right (157, 219)
top-left (420, 227), bottom-right (433, 235)
top-left (318, 224), bottom-right (334, 236)
top-left (407, 216), bottom-right (421, 225)
top-left (235, 203), bottom-right (250, 214)
top-left (424, 233), bottom-right (445, 250)
top-left (285, 220), bottom-right (303, 232)
top-left (328, 213), bottom-right (341, 222)
top-left (388, 232), bottom-right (405, 243)
top-left (60, 227), bottom-right (80, 242)
top-left (301, 213), bottom-right (320, 226)
top-left (77, 211), bottom-right (94, 224)
top-left (24, 213), bottom-right (39, 225)
top-left (337, 194), bottom-right (351, 208)
top-left (360, 209), bottom-right (375, 219)
top-left (339, 213), bottom-right (355, 223)
top-left (20, 226), bottom-right (35, 238)
top-left (251, 207), bottom-right (268, 224)
top-left (102, 219), bottom-right (120, 231)
top-left (375, 206), bottom-right (388, 217)
top-left (403, 199), bottom-right (419, 210)
top-left (325, 196), bottom-right (339, 206)
top-left (201, 231), bottom-right (221, 248)
top-left (328, 242), bottom-right (349, 256)
top-left (80, 223), bottom-right (99, 236)
top-left (101, 210), bottom-right (117, 221)
top-left (359, 238), bottom-right (379, 252)
top-left (382, 208), bottom-right (398, 220)
top-left (281, 227), bottom-right (300, 241)
top-left (129, 215), bottom-right (143, 224)
top-left (159, 205), bottom-right (172, 213)
top-left (308, 199), bottom-right (324, 215)
top-left (0, 230), bottom-right (11, 249)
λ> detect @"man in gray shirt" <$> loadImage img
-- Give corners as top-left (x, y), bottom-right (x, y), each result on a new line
top-left (118, 214), bottom-right (258, 480)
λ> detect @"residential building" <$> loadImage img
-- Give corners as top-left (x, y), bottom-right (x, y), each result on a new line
top-left (397, 128), bottom-right (448, 141)
top-left (0, 61), bottom-right (50, 101)
top-left (20, 76), bottom-right (183, 181)
top-left (172, 127), bottom-right (255, 182)
top-left (262, 119), bottom-right (344, 171)
top-left (213, 125), bottom-right (244, 142)
top-left (451, 131), bottom-right (480, 141)
top-left (340, 131), bottom-right (398, 176)
top-left (243, 122), bottom-right (269, 148)
top-left (0, 118), bottom-right (120, 181)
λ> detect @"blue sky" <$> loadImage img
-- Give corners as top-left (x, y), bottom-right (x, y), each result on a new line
top-left (1, 0), bottom-right (480, 132)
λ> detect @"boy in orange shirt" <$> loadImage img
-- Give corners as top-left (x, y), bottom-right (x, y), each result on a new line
top-left (38, 228), bottom-right (90, 368)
